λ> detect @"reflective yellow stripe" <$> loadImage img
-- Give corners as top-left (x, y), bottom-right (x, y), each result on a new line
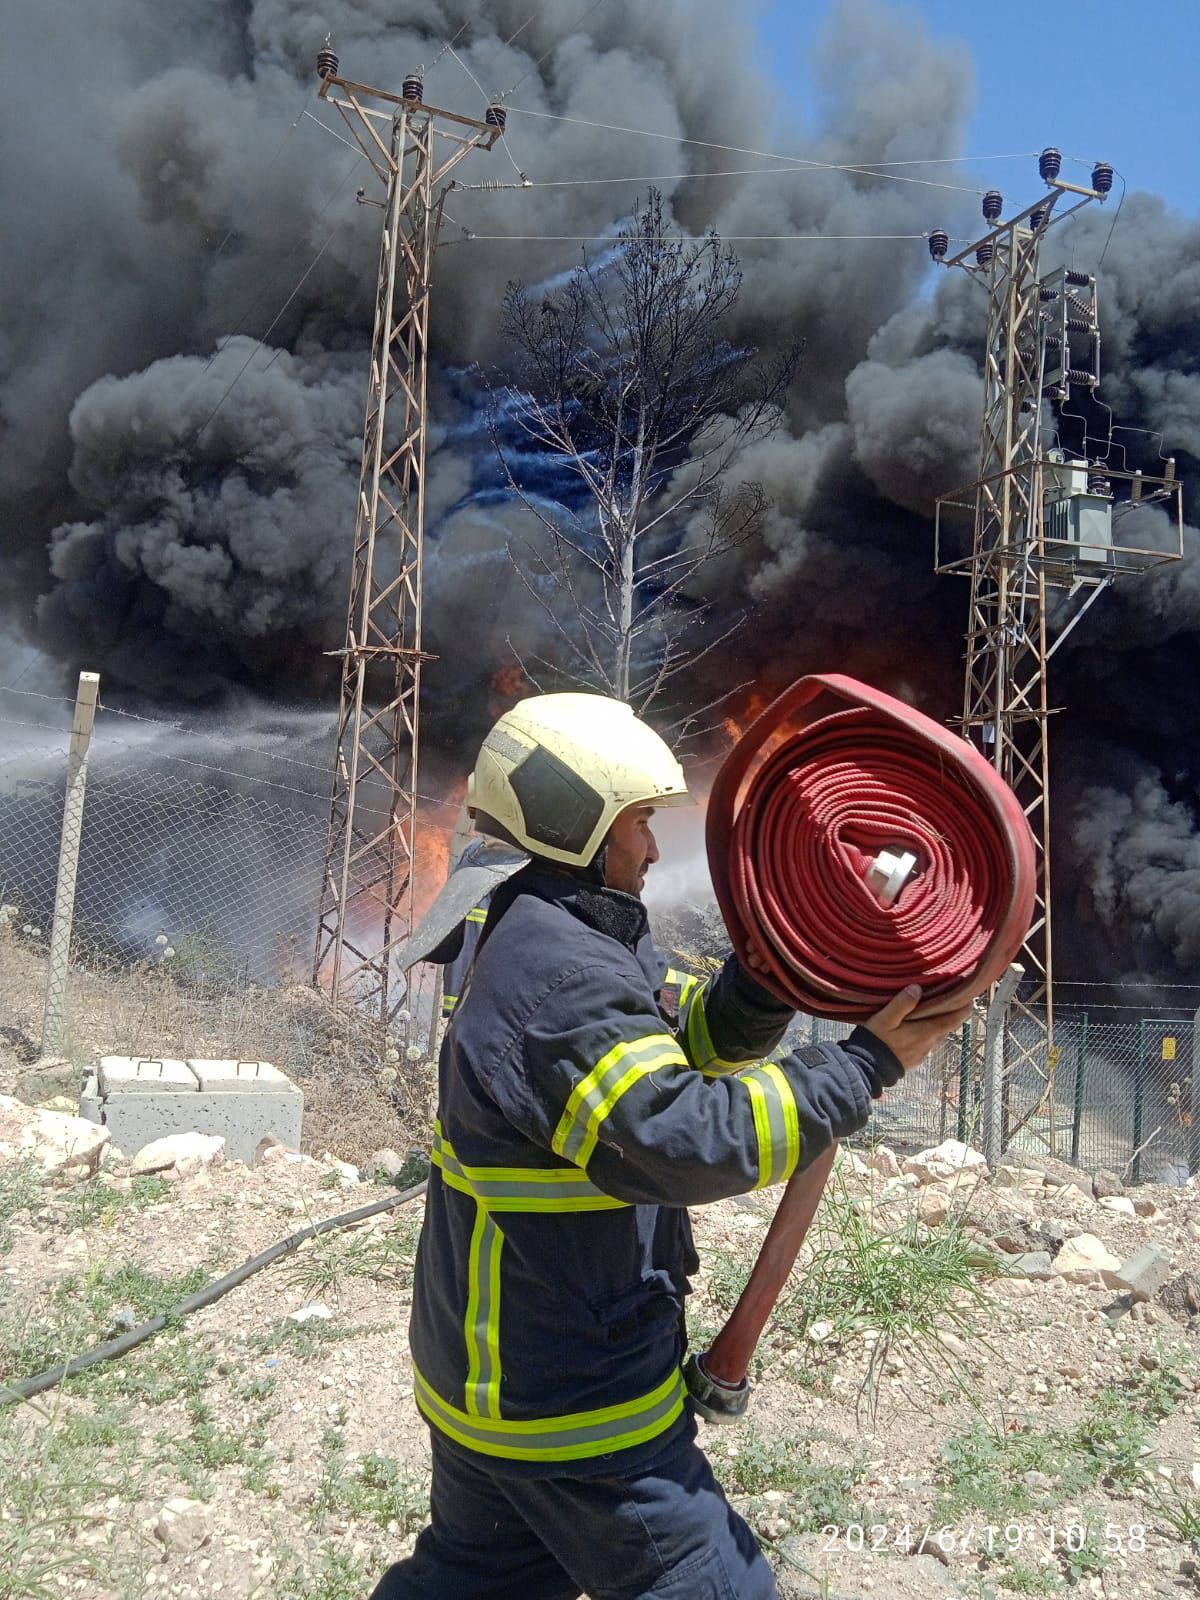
top-left (552, 1034), bottom-right (688, 1167)
top-left (441, 993), bottom-right (458, 1015)
top-left (678, 973), bottom-right (703, 1007)
top-left (743, 1073), bottom-right (774, 1189)
top-left (431, 1126), bottom-right (629, 1212)
top-left (741, 1062), bottom-right (802, 1187)
top-left (761, 1060), bottom-right (800, 1178)
top-left (464, 1204), bottom-right (504, 1418)
top-left (682, 980), bottom-right (751, 1075)
top-left (412, 1362), bottom-right (686, 1463)
top-left (466, 907), bottom-right (487, 923)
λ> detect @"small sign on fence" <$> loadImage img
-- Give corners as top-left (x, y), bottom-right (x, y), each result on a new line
top-left (1162, 1036), bottom-right (1177, 1062)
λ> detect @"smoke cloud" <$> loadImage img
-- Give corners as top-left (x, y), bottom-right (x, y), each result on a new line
top-left (0, 0), bottom-right (1197, 986)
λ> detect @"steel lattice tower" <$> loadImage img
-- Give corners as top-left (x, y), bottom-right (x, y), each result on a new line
top-left (312, 48), bottom-right (502, 1020)
top-left (932, 152), bottom-right (1181, 1141)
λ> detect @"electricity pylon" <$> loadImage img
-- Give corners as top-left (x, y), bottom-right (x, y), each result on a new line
top-left (312, 44), bottom-right (503, 1021)
top-left (931, 150), bottom-right (1181, 1143)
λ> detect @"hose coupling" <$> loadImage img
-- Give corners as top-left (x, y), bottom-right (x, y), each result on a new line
top-left (683, 1351), bottom-right (750, 1424)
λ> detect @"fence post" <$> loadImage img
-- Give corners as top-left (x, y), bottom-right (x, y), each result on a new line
top-left (1190, 1006), bottom-right (1200, 1179)
top-left (982, 964), bottom-right (1024, 1166)
top-left (956, 1021), bottom-right (971, 1143)
top-left (41, 671), bottom-right (100, 1057)
top-left (1132, 1018), bottom-right (1147, 1185)
top-left (1070, 1012), bottom-right (1089, 1164)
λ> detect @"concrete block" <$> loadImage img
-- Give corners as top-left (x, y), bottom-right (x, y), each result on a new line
top-left (1111, 1245), bottom-right (1173, 1304)
top-left (99, 1057), bottom-right (194, 1092)
top-left (186, 1059), bottom-right (290, 1092)
top-left (79, 1055), bottom-right (302, 1168)
top-left (1005, 1250), bottom-right (1055, 1281)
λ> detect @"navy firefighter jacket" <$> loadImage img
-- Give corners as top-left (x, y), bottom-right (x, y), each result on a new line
top-left (408, 863), bottom-right (903, 1477)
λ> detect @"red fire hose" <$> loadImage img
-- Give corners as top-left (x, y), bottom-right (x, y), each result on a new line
top-left (686, 674), bottom-right (1035, 1421)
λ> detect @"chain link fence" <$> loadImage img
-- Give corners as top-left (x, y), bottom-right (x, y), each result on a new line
top-left (0, 695), bottom-right (440, 1164)
top-left (1, 688), bottom-right (1196, 1182)
top-left (806, 1009), bottom-right (1196, 1185)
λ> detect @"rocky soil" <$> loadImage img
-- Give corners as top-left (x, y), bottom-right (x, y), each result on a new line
top-left (0, 1095), bottom-right (1198, 1600)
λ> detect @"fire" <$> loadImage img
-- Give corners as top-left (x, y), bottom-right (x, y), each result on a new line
top-left (721, 686), bottom-right (774, 744)
top-left (411, 779), bottom-right (467, 921)
top-left (488, 662), bottom-right (529, 717)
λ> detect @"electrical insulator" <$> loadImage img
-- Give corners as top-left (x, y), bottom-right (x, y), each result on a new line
top-left (1065, 268), bottom-right (1090, 287)
top-left (1029, 207), bottom-right (1046, 233)
top-left (1066, 369), bottom-right (1096, 386)
top-left (975, 241), bottom-right (994, 269)
top-left (1087, 474), bottom-right (1112, 496)
top-left (927, 229), bottom-right (949, 262)
top-left (1039, 146), bottom-right (1062, 182)
top-left (403, 73), bottom-right (423, 102)
top-left (1039, 285), bottom-right (1060, 302)
top-left (486, 105), bottom-right (507, 130)
top-left (316, 37), bottom-right (339, 79)
top-left (982, 190), bottom-right (1003, 223)
top-left (1065, 317), bottom-right (1094, 334)
top-left (1091, 161), bottom-right (1114, 195)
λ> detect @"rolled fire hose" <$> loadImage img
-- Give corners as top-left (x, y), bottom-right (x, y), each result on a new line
top-left (684, 674), bottom-right (1035, 1422)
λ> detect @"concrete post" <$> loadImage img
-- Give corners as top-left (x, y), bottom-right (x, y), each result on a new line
top-left (982, 964), bottom-right (1024, 1166)
top-left (41, 671), bottom-right (99, 1056)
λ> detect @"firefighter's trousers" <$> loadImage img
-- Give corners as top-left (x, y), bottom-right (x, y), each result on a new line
top-left (368, 1428), bottom-right (778, 1599)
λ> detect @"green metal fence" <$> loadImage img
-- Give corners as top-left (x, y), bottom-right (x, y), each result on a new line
top-left (804, 1010), bottom-right (1194, 1186)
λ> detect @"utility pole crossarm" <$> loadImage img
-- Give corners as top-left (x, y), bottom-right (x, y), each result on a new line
top-left (313, 43), bottom-right (504, 1025)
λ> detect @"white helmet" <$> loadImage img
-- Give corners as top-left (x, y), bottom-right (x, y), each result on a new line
top-left (471, 693), bottom-right (691, 868)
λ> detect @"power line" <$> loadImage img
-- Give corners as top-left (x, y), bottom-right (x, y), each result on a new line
top-left (447, 42), bottom-right (526, 179)
top-left (497, 0), bottom-right (612, 101)
top-left (453, 231), bottom-right (958, 243)
top-left (202, 82), bottom-right (314, 268)
top-left (505, 106), bottom-right (993, 195)
top-left (194, 155), bottom-right (360, 440)
top-left (518, 154), bottom-right (1048, 190)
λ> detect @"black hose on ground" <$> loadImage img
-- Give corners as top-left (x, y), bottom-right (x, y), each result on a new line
top-left (0, 1179), bottom-right (428, 1408)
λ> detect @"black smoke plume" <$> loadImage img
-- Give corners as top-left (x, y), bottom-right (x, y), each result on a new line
top-left (1, 0), bottom-right (1197, 989)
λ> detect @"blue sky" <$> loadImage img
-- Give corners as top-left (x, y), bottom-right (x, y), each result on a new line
top-left (755, 0), bottom-right (1198, 215)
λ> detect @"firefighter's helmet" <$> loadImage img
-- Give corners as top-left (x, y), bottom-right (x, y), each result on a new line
top-left (471, 693), bottom-right (691, 867)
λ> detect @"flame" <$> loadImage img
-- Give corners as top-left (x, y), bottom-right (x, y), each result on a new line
top-left (411, 778), bottom-right (467, 920)
top-left (488, 662), bottom-right (529, 717)
top-left (721, 686), bottom-right (774, 744)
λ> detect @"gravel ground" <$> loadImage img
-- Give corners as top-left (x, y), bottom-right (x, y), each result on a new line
top-left (1, 1122), bottom-right (1198, 1600)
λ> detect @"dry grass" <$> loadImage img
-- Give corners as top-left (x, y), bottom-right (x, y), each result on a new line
top-left (0, 928), bottom-right (436, 1166)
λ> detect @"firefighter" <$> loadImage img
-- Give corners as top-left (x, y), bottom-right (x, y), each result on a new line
top-left (371, 693), bottom-right (969, 1600)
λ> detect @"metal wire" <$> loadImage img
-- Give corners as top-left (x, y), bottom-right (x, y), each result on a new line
top-left (504, 106), bottom-right (990, 195)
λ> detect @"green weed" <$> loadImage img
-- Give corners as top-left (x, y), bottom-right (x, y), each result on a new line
top-left (58, 1174), bottom-right (174, 1231)
top-left (0, 1396), bottom-right (148, 1596)
top-left (996, 1559), bottom-right (1061, 1593)
top-left (1056, 1518), bottom-right (1110, 1585)
top-left (935, 1374), bottom-right (1164, 1525)
top-left (312, 1427), bottom-right (429, 1536)
top-left (1144, 1475), bottom-right (1200, 1550)
top-left (0, 1262), bottom-right (210, 1394)
top-left (711, 1427), bottom-right (864, 1534)
top-left (285, 1223), bottom-right (416, 1302)
top-left (0, 1158), bottom-right (43, 1253)
top-left (778, 1174), bottom-right (998, 1411)
top-left (157, 1393), bottom-right (258, 1498)
top-left (279, 1548), bottom-right (375, 1600)
top-left (251, 1316), bottom-right (394, 1362)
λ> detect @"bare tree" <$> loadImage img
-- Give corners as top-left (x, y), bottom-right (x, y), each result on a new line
top-left (492, 189), bottom-right (798, 722)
